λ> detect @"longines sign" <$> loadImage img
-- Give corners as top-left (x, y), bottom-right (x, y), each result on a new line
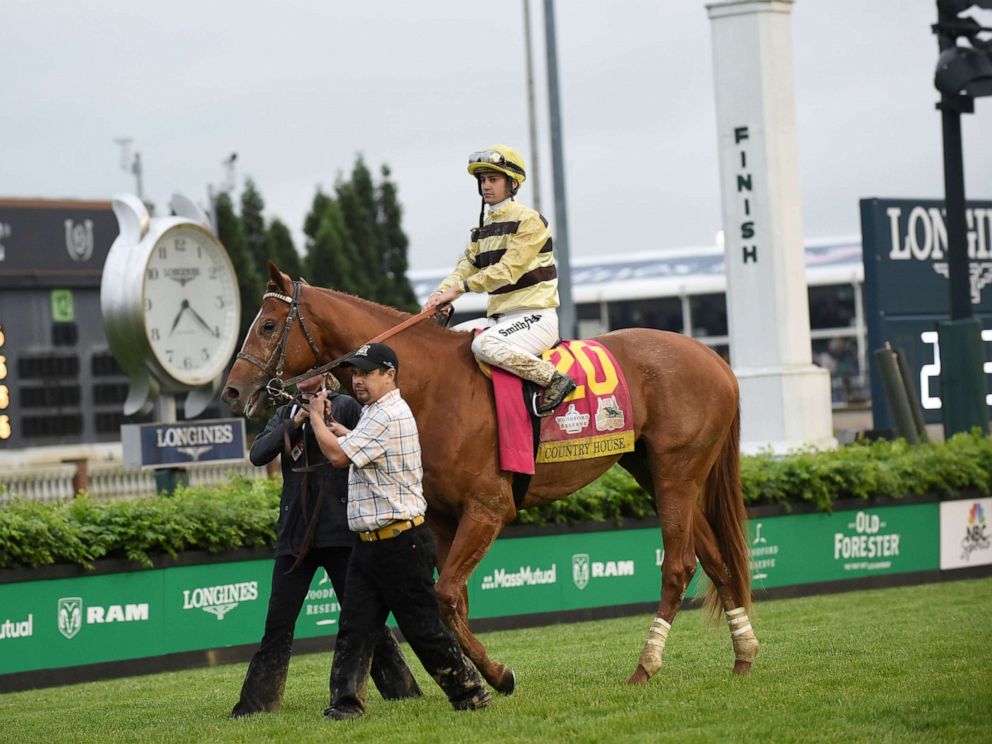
top-left (121, 418), bottom-right (246, 469)
top-left (860, 197), bottom-right (992, 429)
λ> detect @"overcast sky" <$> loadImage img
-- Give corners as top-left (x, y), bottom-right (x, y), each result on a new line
top-left (3, 0), bottom-right (990, 273)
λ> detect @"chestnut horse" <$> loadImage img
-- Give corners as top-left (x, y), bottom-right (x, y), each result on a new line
top-left (223, 264), bottom-right (757, 692)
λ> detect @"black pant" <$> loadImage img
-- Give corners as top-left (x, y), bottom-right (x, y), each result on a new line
top-left (329, 524), bottom-right (487, 713)
top-left (232, 546), bottom-right (420, 717)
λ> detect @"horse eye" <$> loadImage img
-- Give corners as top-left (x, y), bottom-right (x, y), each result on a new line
top-left (261, 319), bottom-right (277, 333)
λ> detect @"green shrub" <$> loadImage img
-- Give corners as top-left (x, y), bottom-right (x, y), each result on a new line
top-left (0, 476), bottom-right (280, 570)
top-left (0, 432), bottom-right (989, 570)
top-left (517, 430), bottom-right (992, 524)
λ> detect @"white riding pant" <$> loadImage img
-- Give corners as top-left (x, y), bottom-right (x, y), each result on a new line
top-left (453, 308), bottom-right (560, 386)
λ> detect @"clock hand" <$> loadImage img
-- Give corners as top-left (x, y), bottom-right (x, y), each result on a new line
top-left (169, 299), bottom-right (189, 336)
top-left (187, 302), bottom-right (220, 338)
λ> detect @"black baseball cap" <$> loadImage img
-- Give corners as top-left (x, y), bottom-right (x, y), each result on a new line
top-left (341, 342), bottom-right (399, 373)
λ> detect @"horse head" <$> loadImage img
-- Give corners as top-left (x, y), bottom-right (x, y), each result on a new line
top-left (222, 262), bottom-right (324, 417)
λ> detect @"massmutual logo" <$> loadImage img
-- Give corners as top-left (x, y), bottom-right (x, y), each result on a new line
top-left (182, 580), bottom-right (259, 620)
top-left (0, 612), bottom-right (34, 641)
top-left (571, 553), bottom-right (635, 590)
top-left (57, 597), bottom-right (150, 639)
top-left (479, 564), bottom-right (557, 590)
top-left (960, 502), bottom-right (990, 562)
top-left (555, 404), bottom-right (590, 435)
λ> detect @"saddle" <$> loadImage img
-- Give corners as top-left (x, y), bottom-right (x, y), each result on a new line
top-left (486, 340), bottom-right (636, 503)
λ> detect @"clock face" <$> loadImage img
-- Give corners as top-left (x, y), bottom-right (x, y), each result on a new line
top-left (142, 224), bottom-right (240, 386)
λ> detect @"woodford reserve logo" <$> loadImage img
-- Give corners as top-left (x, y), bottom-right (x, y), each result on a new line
top-left (181, 580), bottom-right (259, 620)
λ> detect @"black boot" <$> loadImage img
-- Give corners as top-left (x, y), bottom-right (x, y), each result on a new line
top-left (370, 627), bottom-right (422, 700)
top-left (231, 633), bottom-right (293, 718)
top-left (536, 372), bottom-right (576, 415)
top-left (430, 653), bottom-right (492, 712)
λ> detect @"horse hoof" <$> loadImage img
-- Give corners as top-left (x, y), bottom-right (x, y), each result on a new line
top-left (627, 665), bottom-right (650, 685)
top-left (732, 660), bottom-right (752, 675)
top-left (494, 667), bottom-right (516, 695)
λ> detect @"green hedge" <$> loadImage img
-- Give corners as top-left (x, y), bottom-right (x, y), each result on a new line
top-left (1, 431), bottom-right (989, 570)
top-left (518, 429), bottom-right (992, 524)
top-left (0, 478), bottom-right (281, 571)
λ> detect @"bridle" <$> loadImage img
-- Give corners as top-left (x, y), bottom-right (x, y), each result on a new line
top-left (236, 279), bottom-right (447, 405)
top-left (235, 281), bottom-right (324, 395)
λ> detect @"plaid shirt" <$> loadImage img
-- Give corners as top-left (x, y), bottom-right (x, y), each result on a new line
top-left (337, 388), bottom-right (427, 532)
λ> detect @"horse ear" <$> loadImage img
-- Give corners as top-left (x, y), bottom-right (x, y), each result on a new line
top-left (267, 261), bottom-right (291, 293)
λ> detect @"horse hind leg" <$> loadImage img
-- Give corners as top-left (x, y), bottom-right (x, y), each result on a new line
top-left (628, 476), bottom-right (699, 686)
top-left (434, 509), bottom-right (516, 695)
top-left (693, 506), bottom-right (759, 675)
top-left (620, 453), bottom-right (756, 678)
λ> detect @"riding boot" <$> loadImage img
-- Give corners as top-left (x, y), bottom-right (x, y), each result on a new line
top-left (369, 627), bottom-right (422, 700)
top-left (536, 371), bottom-right (577, 415)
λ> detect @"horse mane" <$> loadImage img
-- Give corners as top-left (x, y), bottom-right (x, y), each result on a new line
top-left (305, 283), bottom-right (468, 342)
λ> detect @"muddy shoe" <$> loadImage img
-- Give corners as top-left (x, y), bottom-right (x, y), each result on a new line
top-left (451, 687), bottom-right (492, 712)
top-left (323, 705), bottom-right (363, 721)
top-left (535, 372), bottom-right (576, 415)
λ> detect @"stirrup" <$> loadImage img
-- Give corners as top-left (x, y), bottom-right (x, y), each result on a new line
top-left (531, 391), bottom-right (554, 418)
top-left (535, 375), bottom-right (576, 416)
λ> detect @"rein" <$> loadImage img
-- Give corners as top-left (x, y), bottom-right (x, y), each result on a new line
top-left (238, 280), bottom-right (446, 401)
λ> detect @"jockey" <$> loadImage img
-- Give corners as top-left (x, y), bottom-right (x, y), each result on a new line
top-left (423, 144), bottom-right (576, 415)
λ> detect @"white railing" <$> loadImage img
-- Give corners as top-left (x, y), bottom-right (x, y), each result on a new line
top-left (0, 461), bottom-right (271, 504)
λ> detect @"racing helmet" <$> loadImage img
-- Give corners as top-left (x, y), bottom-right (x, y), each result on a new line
top-left (467, 145), bottom-right (526, 190)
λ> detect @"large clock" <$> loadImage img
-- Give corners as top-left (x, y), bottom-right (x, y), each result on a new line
top-left (101, 193), bottom-right (241, 417)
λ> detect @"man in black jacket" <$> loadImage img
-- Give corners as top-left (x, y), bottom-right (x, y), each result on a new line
top-left (231, 373), bottom-right (420, 718)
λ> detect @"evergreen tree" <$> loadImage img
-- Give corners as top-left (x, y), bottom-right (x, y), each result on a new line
top-left (335, 156), bottom-right (380, 301)
top-left (303, 156), bottom-right (417, 307)
top-left (214, 192), bottom-right (262, 341)
top-left (376, 165), bottom-right (418, 311)
top-left (303, 189), bottom-right (334, 251)
top-left (265, 218), bottom-right (303, 279)
top-left (240, 178), bottom-right (268, 281)
top-left (307, 201), bottom-right (367, 295)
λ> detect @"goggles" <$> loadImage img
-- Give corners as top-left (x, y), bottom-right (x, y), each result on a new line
top-left (468, 150), bottom-right (525, 176)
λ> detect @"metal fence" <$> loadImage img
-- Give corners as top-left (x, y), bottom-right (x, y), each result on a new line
top-left (0, 461), bottom-right (271, 504)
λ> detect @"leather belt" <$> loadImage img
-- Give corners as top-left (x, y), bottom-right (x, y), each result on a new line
top-left (358, 515), bottom-right (425, 542)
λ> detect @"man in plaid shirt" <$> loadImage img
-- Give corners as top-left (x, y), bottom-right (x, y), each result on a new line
top-left (310, 342), bottom-right (491, 720)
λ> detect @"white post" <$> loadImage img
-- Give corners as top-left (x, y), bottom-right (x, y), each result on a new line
top-left (706, 0), bottom-right (835, 453)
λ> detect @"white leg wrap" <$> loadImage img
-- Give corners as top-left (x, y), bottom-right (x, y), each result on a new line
top-left (726, 607), bottom-right (759, 663)
top-left (636, 617), bottom-right (671, 676)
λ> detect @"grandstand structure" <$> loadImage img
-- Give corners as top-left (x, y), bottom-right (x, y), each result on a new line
top-left (409, 236), bottom-right (868, 406)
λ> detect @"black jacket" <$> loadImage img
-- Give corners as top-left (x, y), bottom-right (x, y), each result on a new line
top-left (249, 392), bottom-right (362, 556)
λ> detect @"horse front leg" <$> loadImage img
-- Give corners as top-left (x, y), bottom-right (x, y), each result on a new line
top-left (434, 509), bottom-right (516, 695)
top-left (628, 477), bottom-right (699, 685)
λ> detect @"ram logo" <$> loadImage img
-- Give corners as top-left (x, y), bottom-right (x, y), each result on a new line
top-left (58, 597), bottom-right (82, 639)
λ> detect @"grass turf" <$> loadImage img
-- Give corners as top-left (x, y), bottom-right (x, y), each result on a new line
top-left (1, 577), bottom-right (989, 743)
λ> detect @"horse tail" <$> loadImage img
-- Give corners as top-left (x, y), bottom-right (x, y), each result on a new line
top-left (702, 405), bottom-right (751, 618)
